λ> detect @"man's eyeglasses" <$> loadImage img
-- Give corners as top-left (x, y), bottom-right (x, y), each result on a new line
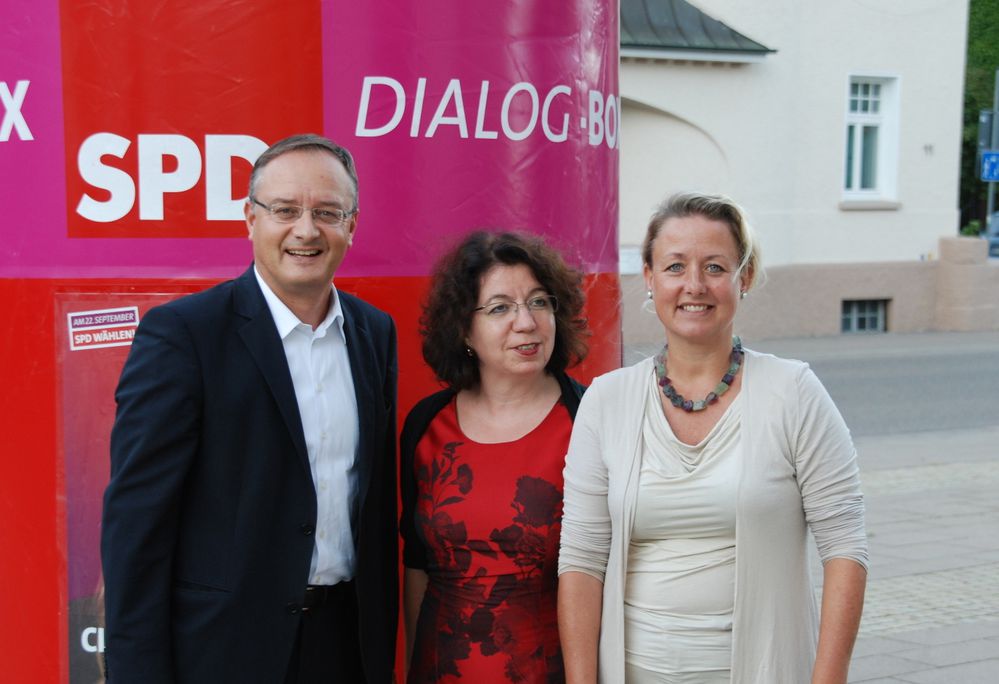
top-left (251, 198), bottom-right (357, 227)
top-left (473, 295), bottom-right (558, 319)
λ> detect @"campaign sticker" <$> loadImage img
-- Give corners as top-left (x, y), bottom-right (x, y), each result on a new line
top-left (67, 306), bottom-right (140, 351)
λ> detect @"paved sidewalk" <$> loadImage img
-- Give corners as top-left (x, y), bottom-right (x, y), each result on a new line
top-left (841, 425), bottom-right (999, 683)
top-left (759, 334), bottom-right (999, 681)
top-left (754, 332), bottom-right (999, 681)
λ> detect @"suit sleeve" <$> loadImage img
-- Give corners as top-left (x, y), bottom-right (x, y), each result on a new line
top-left (380, 313), bottom-right (400, 579)
top-left (373, 312), bottom-right (400, 675)
top-left (101, 304), bottom-right (202, 683)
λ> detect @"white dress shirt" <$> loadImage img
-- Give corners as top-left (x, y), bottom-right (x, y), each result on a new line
top-left (254, 267), bottom-right (359, 585)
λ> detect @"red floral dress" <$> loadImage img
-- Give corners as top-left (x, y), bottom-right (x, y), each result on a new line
top-left (405, 398), bottom-right (572, 683)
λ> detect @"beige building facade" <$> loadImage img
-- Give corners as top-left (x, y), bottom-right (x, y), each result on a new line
top-left (618, 0), bottom-right (984, 341)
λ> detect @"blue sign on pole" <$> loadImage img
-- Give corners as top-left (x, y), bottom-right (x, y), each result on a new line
top-left (982, 151), bottom-right (999, 182)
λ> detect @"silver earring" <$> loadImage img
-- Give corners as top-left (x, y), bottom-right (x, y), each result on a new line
top-left (740, 290), bottom-right (747, 299)
top-left (466, 346), bottom-right (474, 357)
top-left (641, 290), bottom-right (656, 314)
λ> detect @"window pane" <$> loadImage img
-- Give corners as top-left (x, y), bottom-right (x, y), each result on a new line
top-left (843, 299), bottom-right (888, 333)
top-left (861, 125), bottom-right (879, 189)
top-left (851, 83), bottom-right (859, 96)
top-left (845, 125), bottom-right (855, 189)
top-left (872, 83), bottom-right (881, 97)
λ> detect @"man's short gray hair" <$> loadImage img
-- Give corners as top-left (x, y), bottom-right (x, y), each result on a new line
top-left (248, 133), bottom-right (358, 208)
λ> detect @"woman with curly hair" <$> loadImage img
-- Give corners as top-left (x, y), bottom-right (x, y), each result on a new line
top-left (400, 230), bottom-right (589, 683)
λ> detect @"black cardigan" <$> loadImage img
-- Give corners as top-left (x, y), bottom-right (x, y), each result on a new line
top-left (399, 372), bottom-right (586, 569)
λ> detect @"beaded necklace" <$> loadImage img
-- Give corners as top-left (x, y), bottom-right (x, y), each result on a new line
top-left (653, 336), bottom-right (744, 412)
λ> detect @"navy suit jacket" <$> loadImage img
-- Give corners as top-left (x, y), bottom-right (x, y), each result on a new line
top-left (101, 266), bottom-right (398, 683)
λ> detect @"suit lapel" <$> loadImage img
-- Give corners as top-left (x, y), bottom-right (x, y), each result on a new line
top-left (233, 267), bottom-right (311, 478)
top-left (341, 294), bottom-right (380, 517)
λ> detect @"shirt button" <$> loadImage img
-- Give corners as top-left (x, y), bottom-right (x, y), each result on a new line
top-left (300, 523), bottom-right (314, 536)
top-left (316, 384), bottom-right (323, 393)
top-left (286, 603), bottom-right (300, 615)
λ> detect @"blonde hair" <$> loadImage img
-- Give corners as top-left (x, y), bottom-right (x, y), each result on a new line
top-left (641, 192), bottom-right (764, 289)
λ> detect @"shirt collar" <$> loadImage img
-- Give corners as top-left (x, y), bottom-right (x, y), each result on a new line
top-left (253, 266), bottom-right (346, 342)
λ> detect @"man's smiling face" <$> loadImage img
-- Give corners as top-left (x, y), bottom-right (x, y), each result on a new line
top-left (245, 149), bottom-right (357, 310)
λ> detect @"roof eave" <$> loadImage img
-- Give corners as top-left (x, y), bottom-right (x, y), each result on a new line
top-left (620, 46), bottom-right (773, 64)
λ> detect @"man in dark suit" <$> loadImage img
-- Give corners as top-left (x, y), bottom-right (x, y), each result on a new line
top-left (101, 134), bottom-right (398, 683)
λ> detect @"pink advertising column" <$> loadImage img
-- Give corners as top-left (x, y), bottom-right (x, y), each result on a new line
top-left (324, 2), bottom-right (622, 409)
top-left (0, 1), bottom-right (619, 681)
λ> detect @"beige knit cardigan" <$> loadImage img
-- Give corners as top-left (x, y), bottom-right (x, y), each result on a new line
top-left (558, 350), bottom-right (869, 683)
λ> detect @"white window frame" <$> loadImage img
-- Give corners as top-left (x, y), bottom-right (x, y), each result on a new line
top-left (842, 75), bottom-right (900, 205)
top-left (841, 299), bottom-right (888, 333)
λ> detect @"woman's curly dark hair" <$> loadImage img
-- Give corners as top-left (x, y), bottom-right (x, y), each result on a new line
top-left (421, 230), bottom-right (588, 391)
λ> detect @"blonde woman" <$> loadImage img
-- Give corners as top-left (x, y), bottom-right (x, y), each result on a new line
top-left (558, 193), bottom-right (867, 683)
